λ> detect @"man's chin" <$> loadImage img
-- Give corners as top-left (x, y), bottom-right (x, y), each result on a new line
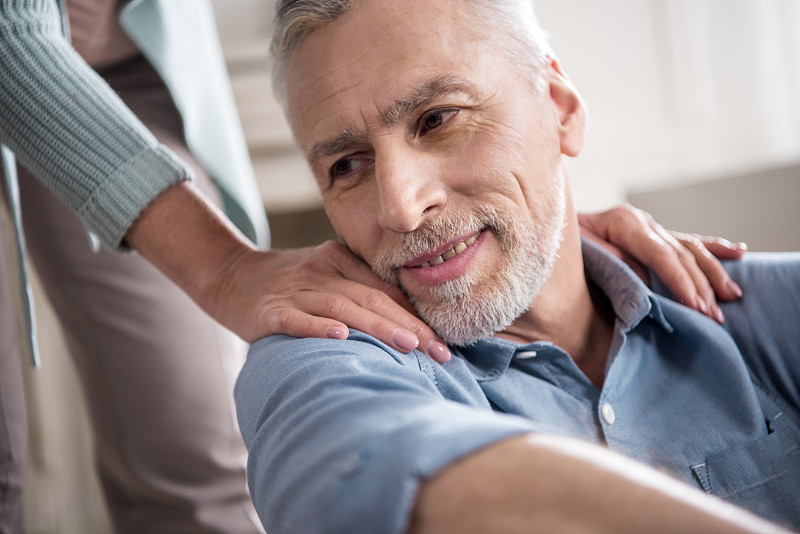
top-left (406, 250), bottom-right (551, 347)
top-left (410, 290), bottom-right (518, 347)
top-left (419, 311), bottom-right (510, 347)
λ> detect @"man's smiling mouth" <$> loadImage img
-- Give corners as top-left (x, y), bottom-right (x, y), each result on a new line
top-left (417, 233), bottom-right (480, 268)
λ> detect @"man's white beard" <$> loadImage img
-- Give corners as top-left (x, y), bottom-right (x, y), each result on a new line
top-left (372, 181), bottom-right (566, 346)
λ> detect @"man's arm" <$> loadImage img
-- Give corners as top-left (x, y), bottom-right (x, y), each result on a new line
top-left (236, 331), bottom-right (793, 534)
top-left (234, 332), bottom-right (541, 534)
top-left (410, 434), bottom-right (793, 534)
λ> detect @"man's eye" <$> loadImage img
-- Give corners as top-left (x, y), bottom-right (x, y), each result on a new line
top-left (419, 109), bottom-right (458, 135)
top-left (330, 157), bottom-right (366, 180)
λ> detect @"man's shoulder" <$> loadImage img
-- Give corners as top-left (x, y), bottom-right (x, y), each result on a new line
top-left (710, 251), bottom-right (800, 352)
top-left (719, 252), bottom-right (800, 425)
top-left (723, 252), bottom-right (800, 291)
top-left (236, 331), bottom-right (495, 443)
top-left (240, 331), bottom-right (424, 400)
top-left (720, 251), bottom-right (800, 327)
top-left (249, 330), bottom-right (414, 363)
top-left (650, 251), bottom-right (800, 325)
top-left (242, 330), bottom-right (489, 398)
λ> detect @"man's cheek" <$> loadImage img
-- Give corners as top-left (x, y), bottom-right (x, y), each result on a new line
top-left (323, 201), bottom-right (352, 238)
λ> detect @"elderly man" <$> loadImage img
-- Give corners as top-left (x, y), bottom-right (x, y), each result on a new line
top-left (235, 0), bottom-right (800, 533)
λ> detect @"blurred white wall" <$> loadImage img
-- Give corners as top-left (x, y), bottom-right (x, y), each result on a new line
top-left (536, 0), bottom-right (800, 211)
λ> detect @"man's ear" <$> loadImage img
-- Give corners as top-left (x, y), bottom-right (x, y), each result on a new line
top-left (547, 58), bottom-right (587, 157)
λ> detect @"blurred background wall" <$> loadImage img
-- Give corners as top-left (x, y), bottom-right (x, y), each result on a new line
top-left (23, 0), bottom-right (800, 532)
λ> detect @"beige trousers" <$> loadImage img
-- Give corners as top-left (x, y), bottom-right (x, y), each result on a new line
top-left (0, 55), bottom-right (262, 534)
top-left (0, 203), bottom-right (26, 534)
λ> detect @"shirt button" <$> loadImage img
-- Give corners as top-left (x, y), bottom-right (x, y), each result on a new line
top-left (601, 403), bottom-right (616, 425)
top-left (516, 350), bottom-right (538, 359)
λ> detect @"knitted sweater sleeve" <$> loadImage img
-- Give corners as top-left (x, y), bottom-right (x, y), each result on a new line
top-left (0, 0), bottom-right (193, 249)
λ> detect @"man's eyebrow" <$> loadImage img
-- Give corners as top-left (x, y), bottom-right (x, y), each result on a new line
top-left (308, 128), bottom-right (370, 167)
top-left (380, 75), bottom-right (476, 127)
top-left (307, 75), bottom-right (477, 166)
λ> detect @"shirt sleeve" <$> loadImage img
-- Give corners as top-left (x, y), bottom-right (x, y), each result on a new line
top-left (0, 0), bottom-right (192, 249)
top-left (235, 333), bottom-right (538, 534)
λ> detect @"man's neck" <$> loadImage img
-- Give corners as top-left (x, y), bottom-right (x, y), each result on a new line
top-left (494, 218), bottom-right (615, 389)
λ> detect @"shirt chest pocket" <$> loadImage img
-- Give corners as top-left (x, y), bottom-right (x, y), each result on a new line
top-left (691, 412), bottom-right (800, 524)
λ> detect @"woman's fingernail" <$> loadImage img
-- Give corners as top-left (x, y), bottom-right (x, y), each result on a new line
top-left (727, 280), bottom-right (743, 298)
top-left (327, 326), bottom-right (348, 339)
top-left (393, 329), bottom-right (419, 351)
top-left (427, 341), bottom-right (451, 362)
top-left (712, 303), bottom-right (725, 324)
top-left (736, 241), bottom-right (749, 251)
top-left (696, 295), bottom-right (710, 316)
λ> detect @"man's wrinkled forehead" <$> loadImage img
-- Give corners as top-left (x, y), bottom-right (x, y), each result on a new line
top-left (284, 0), bottom-right (489, 146)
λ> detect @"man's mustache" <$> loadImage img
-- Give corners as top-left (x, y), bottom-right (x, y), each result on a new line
top-left (371, 206), bottom-right (514, 285)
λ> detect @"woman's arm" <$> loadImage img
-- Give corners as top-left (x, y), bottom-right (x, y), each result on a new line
top-left (0, 0), bottom-right (188, 248)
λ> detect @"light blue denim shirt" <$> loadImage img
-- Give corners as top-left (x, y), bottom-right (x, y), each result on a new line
top-left (236, 240), bottom-right (800, 534)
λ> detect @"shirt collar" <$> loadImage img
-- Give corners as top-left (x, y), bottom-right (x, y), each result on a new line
top-left (580, 237), bottom-right (673, 334)
top-left (454, 237), bottom-right (673, 379)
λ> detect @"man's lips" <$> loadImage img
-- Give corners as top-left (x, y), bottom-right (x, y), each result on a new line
top-left (399, 229), bottom-right (488, 287)
top-left (403, 230), bottom-right (482, 268)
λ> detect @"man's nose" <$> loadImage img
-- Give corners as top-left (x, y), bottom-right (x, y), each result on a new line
top-left (375, 149), bottom-right (447, 233)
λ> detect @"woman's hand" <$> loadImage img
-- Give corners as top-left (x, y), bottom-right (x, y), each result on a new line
top-left (126, 182), bottom-right (450, 361)
top-left (210, 241), bottom-right (451, 361)
top-left (579, 204), bottom-right (746, 323)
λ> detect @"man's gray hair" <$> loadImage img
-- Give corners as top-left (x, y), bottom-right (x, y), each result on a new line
top-left (270, 0), bottom-right (553, 105)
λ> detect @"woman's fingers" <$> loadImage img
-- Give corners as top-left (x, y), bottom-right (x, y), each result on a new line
top-left (578, 205), bottom-right (745, 324)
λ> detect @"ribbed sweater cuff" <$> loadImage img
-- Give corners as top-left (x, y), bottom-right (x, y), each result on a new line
top-left (79, 144), bottom-right (193, 250)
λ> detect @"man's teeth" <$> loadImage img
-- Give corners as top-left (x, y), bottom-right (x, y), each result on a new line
top-left (420, 235), bottom-right (478, 268)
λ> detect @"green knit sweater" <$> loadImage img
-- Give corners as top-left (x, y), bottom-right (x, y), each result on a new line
top-left (0, 0), bottom-right (267, 248)
top-left (0, 0), bottom-right (269, 365)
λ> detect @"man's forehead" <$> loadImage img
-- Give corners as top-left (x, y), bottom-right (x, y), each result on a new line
top-left (287, 2), bottom-right (473, 81)
top-left (285, 1), bottom-right (496, 150)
